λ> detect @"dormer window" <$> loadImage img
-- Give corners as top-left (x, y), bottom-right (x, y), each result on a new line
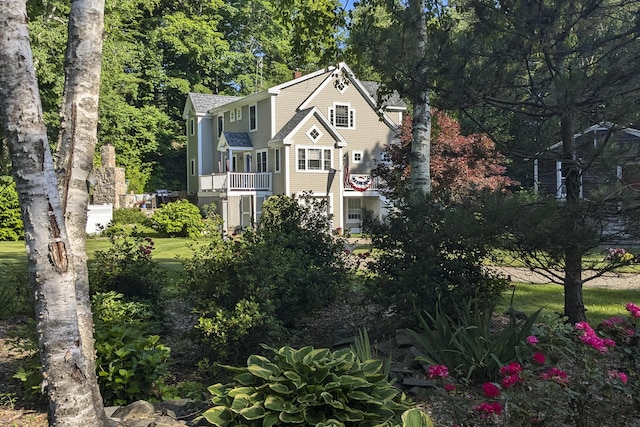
top-left (329, 103), bottom-right (355, 129)
top-left (307, 125), bottom-right (323, 143)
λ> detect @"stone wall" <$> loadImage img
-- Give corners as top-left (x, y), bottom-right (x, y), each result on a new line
top-left (92, 145), bottom-right (127, 209)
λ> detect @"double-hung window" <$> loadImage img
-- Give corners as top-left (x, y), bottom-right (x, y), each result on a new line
top-left (297, 147), bottom-right (331, 171)
top-left (256, 150), bottom-right (267, 173)
top-left (329, 103), bottom-right (355, 129)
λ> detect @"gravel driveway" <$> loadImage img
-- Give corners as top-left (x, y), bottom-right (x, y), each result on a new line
top-left (491, 266), bottom-right (640, 290)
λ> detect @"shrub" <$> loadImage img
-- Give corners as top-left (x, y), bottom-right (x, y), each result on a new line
top-left (203, 345), bottom-right (412, 427)
top-left (364, 199), bottom-right (508, 329)
top-left (244, 194), bottom-right (349, 327)
top-left (93, 292), bottom-right (170, 405)
top-left (0, 176), bottom-right (24, 241)
top-left (410, 299), bottom-right (542, 383)
top-left (0, 263), bottom-right (31, 318)
top-left (112, 207), bottom-right (149, 225)
top-left (149, 199), bottom-right (204, 237)
top-left (89, 229), bottom-right (166, 301)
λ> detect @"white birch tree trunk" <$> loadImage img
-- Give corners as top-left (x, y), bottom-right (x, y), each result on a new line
top-left (0, 0), bottom-right (107, 425)
top-left (54, 0), bottom-right (107, 418)
top-left (408, 0), bottom-right (432, 205)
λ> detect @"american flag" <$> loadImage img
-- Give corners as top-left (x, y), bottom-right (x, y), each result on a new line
top-left (343, 154), bottom-right (350, 188)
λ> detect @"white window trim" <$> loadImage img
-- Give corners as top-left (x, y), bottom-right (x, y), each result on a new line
top-left (189, 118), bottom-right (195, 136)
top-left (256, 149), bottom-right (268, 173)
top-left (352, 150), bottom-right (364, 164)
top-left (230, 109), bottom-right (236, 122)
top-left (296, 146), bottom-right (333, 172)
top-left (307, 125), bottom-right (323, 143)
top-left (236, 107), bottom-right (242, 121)
top-left (249, 103), bottom-right (258, 132)
top-left (329, 103), bottom-right (355, 129)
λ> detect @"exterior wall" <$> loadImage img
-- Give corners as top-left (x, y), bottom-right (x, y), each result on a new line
top-left (200, 117), bottom-right (215, 175)
top-left (274, 73), bottom-right (332, 130)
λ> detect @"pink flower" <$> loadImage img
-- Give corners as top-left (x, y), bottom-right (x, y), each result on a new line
top-left (474, 402), bottom-right (503, 419)
top-left (540, 367), bottom-right (569, 385)
top-left (526, 335), bottom-right (539, 345)
top-left (427, 364), bottom-right (449, 379)
top-left (533, 352), bottom-right (546, 365)
top-left (607, 370), bottom-right (628, 384)
top-left (482, 382), bottom-right (501, 398)
top-left (443, 383), bottom-right (456, 393)
top-left (575, 321), bottom-right (616, 352)
top-left (499, 361), bottom-right (523, 376)
top-left (501, 374), bottom-right (523, 388)
top-left (626, 303), bottom-right (640, 319)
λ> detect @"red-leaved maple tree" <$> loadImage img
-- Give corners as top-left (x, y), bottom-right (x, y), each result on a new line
top-left (373, 110), bottom-right (517, 202)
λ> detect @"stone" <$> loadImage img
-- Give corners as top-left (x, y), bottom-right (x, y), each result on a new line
top-left (112, 400), bottom-right (156, 420)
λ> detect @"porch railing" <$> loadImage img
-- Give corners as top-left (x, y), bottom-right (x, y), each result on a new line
top-left (199, 172), bottom-right (272, 192)
top-left (343, 175), bottom-right (382, 192)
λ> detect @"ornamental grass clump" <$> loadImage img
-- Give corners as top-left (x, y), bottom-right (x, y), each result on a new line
top-left (203, 345), bottom-right (412, 427)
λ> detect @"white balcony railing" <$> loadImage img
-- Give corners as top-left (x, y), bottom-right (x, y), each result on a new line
top-left (199, 172), bottom-right (272, 192)
top-left (343, 175), bottom-right (382, 192)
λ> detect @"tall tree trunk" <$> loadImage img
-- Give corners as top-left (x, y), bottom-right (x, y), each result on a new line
top-left (561, 109), bottom-right (586, 324)
top-left (409, 0), bottom-right (432, 205)
top-left (0, 1), bottom-right (107, 425)
top-left (54, 0), bottom-right (106, 420)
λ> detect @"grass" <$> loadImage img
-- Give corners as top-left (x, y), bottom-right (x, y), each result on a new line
top-left (496, 282), bottom-right (640, 326)
top-left (2, 238), bottom-right (640, 327)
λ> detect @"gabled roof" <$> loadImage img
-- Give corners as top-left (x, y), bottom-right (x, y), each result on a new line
top-left (183, 93), bottom-right (241, 118)
top-left (541, 123), bottom-right (640, 154)
top-left (268, 107), bottom-right (347, 147)
top-left (298, 63), bottom-right (403, 130)
top-left (217, 132), bottom-right (253, 151)
top-left (359, 81), bottom-right (407, 110)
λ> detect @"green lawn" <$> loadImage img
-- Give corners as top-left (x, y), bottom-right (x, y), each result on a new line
top-left (496, 282), bottom-right (640, 326)
top-left (2, 239), bottom-right (640, 326)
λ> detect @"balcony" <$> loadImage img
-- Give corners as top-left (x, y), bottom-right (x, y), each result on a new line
top-left (343, 175), bottom-right (382, 192)
top-left (199, 172), bottom-right (272, 192)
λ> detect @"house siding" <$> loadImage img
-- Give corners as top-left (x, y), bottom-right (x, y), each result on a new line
top-left (274, 73), bottom-right (332, 131)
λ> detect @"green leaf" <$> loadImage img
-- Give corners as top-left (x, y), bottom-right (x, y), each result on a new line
top-left (239, 403), bottom-right (266, 420)
top-left (230, 394), bottom-right (251, 411)
top-left (262, 413), bottom-right (279, 427)
top-left (234, 372), bottom-right (257, 386)
top-left (264, 395), bottom-right (287, 411)
top-left (279, 411), bottom-right (305, 423)
top-left (268, 383), bottom-right (291, 394)
top-left (203, 406), bottom-right (233, 427)
top-left (401, 408), bottom-right (434, 427)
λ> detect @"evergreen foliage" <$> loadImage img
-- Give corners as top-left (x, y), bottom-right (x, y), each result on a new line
top-left (0, 176), bottom-right (23, 241)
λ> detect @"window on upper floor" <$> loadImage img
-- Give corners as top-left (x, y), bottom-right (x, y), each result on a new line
top-left (189, 118), bottom-right (195, 136)
top-left (256, 150), bottom-right (268, 173)
top-left (190, 158), bottom-right (196, 176)
top-left (297, 147), bottom-right (332, 171)
top-left (249, 104), bottom-right (257, 131)
top-left (329, 103), bottom-right (355, 129)
top-left (380, 151), bottom-right (392, 164)
top-left (352, 151), bottom-right (363, 164)
top-left (236, 107), bottom-right (242, 121)
top-left (230, 109), bottom-right (236, 122)
top-left (217, 115), bottom-right (224, 137)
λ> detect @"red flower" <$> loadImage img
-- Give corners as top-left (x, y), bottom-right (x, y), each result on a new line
top-left (501, 374), bottom-right (523, 388)
top-left (533, 352), bottom-right (546, 365)
top-left (474, 401), bottom-right (503, 419)
top-left (427, 364), bottom-right (449, 379)
top-left (499, 361), bottom-right (522, 376)
top-left (482, 382), bottom-right (501, 398)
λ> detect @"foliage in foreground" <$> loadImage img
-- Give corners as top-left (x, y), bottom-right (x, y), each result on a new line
top-left (181, 194), bottom-right (350, 361)
top-left (410, 300), bottom-right (542, 383)
top-left (203, 345), bottom-right (412, 427)
top-left (418, 303), bottom-right (640, 426)
top-left (93, 292), bottom-right (171, 405)
top-left (89, 229), bottom-right (166, 301)
top-left (365, 198), bottom-right (508, 328)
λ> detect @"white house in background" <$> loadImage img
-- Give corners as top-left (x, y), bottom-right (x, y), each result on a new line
top-left (182, 62), bottom-right (406, 233)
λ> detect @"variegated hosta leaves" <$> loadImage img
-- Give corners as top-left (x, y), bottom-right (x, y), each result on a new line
top-left (203, 345), bottom-right (413, 427)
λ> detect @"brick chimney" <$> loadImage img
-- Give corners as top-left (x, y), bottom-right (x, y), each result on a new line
top-left (293, 69), bottom-right (302, 79)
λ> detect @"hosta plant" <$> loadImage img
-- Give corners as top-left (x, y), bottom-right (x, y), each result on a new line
top-left (203, 345), bottom-right (412, 427)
